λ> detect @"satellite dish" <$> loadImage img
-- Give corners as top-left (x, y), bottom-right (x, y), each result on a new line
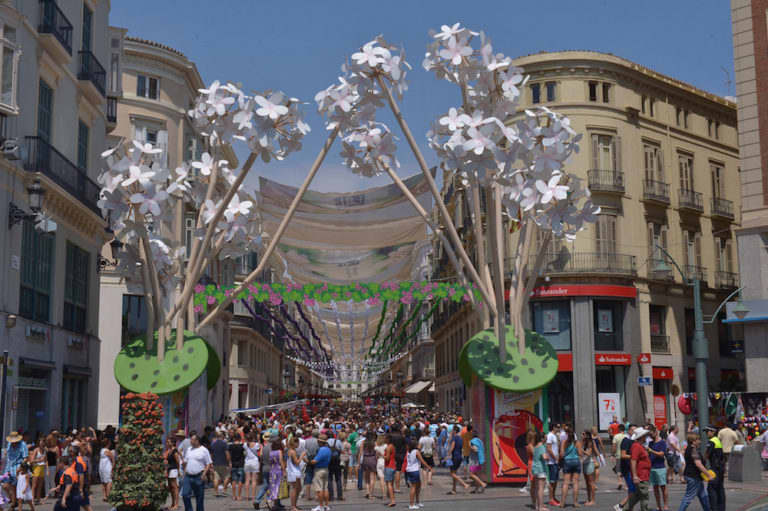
top-left (671, 384), bottom-right (680, 397)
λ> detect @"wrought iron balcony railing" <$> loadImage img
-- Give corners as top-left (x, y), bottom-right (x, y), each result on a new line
top-left (647, 258), bottom-right (674, 281)
top-left (588, 169), bottom-right (625, 193)
top-left (38, 0), bottom-right (73, 55)
top-left (106, 95), bottom-right (118, 124)
top-left (711, 197), bottom-right (734, 219)
top-left (23, 136), bottom-right (100, 215)
top-left (78, 51), bottom-right (106, 97)
top-left (651, 334), bottom-right (670, 353)
top-left (678, 188), bottom-right (703, 212)
top-left (683, 264), bottom-right (707, 283)
top-left (715, 270), bottom-right (738, 289)
top-left (527, 251), bottom-right (637, 276)
top-left (643, 180), bottom-right (670, 204)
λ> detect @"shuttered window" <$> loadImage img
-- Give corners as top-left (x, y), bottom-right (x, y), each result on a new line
top-left (595, 214), bottom-right (617, 255)
top-left (644, 144), bottom-right (663, 182)
top-left (19, 220), bottom-right (54, 322)
top-left (591, 134), bottom-right (621, 170)
top-left (63, 242), bottom-right (89, 333)
top-left (37, 80), bottom-right (53, 141)
top-left (679, 153), bottom-right (694, 191)
top-left (77, 120), bottom-right (89, 169)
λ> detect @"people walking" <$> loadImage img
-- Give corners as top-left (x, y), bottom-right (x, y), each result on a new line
top-left (531, 432), bottom-right (549, 511)
top-left (267, 438), bottom-right (285, 509)
top-left (180, 434), bottom-right (212, 511)
top-left (546, 424), bottom-right (561, 507)
top-left (243, 433), bottom-right (261, 502)
top-left (705, 427), bottom-right (725, 511)
top-left (309, 434), bottom-right (331, 511)
top-left (560, 426), bottom-right (582, 508)
top-left (165, 437), bottom-right (182, 510)
top-left (404, 438), bottom-right (432, 510)
top-left (648, 429), bottom-right (669, 511)
top-left (468, 429), bottom-right (487, 493)
top-left (227, 434), bottom-right (246, 501)
top-left (581, 430), bottom-right (597, 506)
top-left (447, 425), bottom-right (469, 495)
top-left (97, 439), bottom-right (115, 502)
top-left (677, 434), bottom-right (711, 511)
top-left (615, 427), bottom-right (651, 511)
top-left (285, 437), bottom-right (305, 511)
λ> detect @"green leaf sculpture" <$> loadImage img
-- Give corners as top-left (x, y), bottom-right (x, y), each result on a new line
top-left (459, 326), bottom-right (558, 392)
top-left (114, 330), bottom-right (218, 394)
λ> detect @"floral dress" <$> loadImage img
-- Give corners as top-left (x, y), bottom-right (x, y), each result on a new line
top-left (268, 449), bottom-right (283, 501)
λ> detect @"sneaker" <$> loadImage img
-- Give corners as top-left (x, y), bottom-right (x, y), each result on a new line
top-left (549, 500), bottom-right (560, 506)
top-left (417, 504), bottom-right (424, 508)
top-left (613, 505), bottom-right (622, 511)
top-left (409, 506), bottom-right (418, 510)
top-left (311, 507), bottom-right (323, 511)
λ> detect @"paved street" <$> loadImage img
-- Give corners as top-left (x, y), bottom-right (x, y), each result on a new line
top-left (71, 467), bottom-right (768, 511)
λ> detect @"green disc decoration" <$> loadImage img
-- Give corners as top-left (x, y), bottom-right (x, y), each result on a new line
top-left (114, 330), bottom-right (216, 394)
top-left (459, 326), bottom-right (558, 392)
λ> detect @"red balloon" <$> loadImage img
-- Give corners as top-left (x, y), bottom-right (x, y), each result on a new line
top-left (678, 395), bottom-right (692, 414)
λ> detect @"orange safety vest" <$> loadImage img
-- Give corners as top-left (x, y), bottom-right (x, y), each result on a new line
top-left (63, 464), bottom-right (79, 485)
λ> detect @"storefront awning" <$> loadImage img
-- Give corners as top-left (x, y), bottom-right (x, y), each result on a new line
top-left (404, 380), bottom-right (431, 394)
top-left (20, 357), bottom-right (55, 370)
top-left (428, 383), bottom-right (435, 392)
top-left (63, 365), bottom-right (91, 376)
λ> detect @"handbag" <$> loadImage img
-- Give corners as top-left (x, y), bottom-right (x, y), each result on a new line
top-left (278, 479), bottom-right (289, 500)
top-left (445, 457), bottom-right (453, 468)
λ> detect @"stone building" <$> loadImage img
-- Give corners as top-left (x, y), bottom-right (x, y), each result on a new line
top-left (432, 51), bottom-right (743, 433)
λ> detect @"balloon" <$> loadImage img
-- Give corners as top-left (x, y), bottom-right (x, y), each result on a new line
top-left (678, 395), bottom-right (692, 414)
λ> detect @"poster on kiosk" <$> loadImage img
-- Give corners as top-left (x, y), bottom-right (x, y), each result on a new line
top-left (489, 390), bottom-right (542, 483)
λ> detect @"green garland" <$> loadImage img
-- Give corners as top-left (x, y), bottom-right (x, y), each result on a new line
top-left (193, 280), bottom-right (480, 313)
top-left (366, 299), bottom-right (389, 358)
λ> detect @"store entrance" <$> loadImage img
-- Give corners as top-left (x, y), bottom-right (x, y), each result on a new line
top-left (547, 372), bottom-right (574, 426)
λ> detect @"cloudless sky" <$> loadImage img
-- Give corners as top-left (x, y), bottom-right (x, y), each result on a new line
top-left (111, 0), bottom-right (734, 193)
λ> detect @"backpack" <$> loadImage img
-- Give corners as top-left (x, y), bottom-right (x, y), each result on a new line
top-left (329, 439), bottom-right (341, 464)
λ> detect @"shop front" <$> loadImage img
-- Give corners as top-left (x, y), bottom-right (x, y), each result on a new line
top-left (61, 366), bottom-right (91, 432)
top-left (14, 358), bottom-right (56, 437)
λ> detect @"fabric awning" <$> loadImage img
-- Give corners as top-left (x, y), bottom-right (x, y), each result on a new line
top-left (20, 357), bottom-right (56, 370)
top-left (404, 380), bottom-right (431, 394)
top-left (428, 383), bottom-right (435, 392)
top-left (63, 365), bottom-right (91, 376)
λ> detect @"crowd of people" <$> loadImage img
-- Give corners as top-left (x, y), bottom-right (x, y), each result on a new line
top-left (1, 404), bottom-right (767, 511)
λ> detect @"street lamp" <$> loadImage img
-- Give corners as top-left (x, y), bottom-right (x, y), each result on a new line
top-left (8, 179), bottom-right (45, 229)
top-left (652, 244), bottom-right (749, 449)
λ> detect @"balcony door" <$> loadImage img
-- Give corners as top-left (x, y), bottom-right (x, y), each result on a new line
top-left (644, 144), bottom-right (663, 182)
top-left (679, 154), bottom-right (694, 191)
top-left (37, 80), bottom-right (52, 142)
top-left (683, 230), bottom-right (702, 270)
top-left (714, 237), bottom-right (732, 273)
top-left (82, 5), bottom-right (92, 52)
top-left (595, 214), bottom-right (617, 265)
top-left (711, 163), bottom-right (724, 199)
top-left (591, 134), bottom-right (619, 171)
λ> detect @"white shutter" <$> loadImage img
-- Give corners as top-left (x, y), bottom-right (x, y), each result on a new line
top-left (612, 136), bottom-right (621, 171)
top-left (157, 129), bottom-right (168, 168)
top-left (133, 124), bottom-right (147, 144)
top-left (591, 134), bottom-right (599, 170)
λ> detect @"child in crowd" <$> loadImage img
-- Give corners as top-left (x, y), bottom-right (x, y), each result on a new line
top-left (15, 463), bottom-right (34, 511)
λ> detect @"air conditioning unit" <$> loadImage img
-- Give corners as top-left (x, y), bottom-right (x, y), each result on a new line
top-left (25, 325), bottom-right (47, 339)
top-left (67, 336), bottom-right (83, 347)
top-left (1, 137), bottom-right (20, 160)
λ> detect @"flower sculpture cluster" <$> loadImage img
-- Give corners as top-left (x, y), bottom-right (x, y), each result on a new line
top-left (99, 81), bottom-right (309, 363)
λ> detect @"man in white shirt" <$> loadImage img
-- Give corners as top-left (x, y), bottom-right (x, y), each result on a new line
top-left (546, 424), bottom-right (561, 507)
top-left (182, 434), bottom-right (212, 511)
top-left (418, 430), bottom-right (435, 485)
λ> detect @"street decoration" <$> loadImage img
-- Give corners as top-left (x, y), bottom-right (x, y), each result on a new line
top-left (108, 392), bottom-right (168, 510)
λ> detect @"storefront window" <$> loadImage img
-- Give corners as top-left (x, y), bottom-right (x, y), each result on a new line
top-left (596, 366), bottom-right (626, 422)
top-left (531, 301), bottom-right (571, 350)
top-left (594, 301), bottom-right (624, 350)
top-left (547, 372), bottom-right (574, 425)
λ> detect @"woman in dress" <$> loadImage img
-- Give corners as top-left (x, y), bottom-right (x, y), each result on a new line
top-left (29, 438), bottom-right (46, 504)
top-left (267, 439), bottom-right (285, 510)
top-left (530, 432), bottom-right (548, 511)
top-left (590, 425), bottom-right (604, 483)
top-left (285, 437), bottom-right (305, 511)
top-left (98, 438), bottom-right (115, 501)
top-left (164, 437), bottom-right (181, 510)
top-left (243, 432), bottom-right (261, 502)
top-left (374, 434), bottom-right (388, 499)
top-left (361, 435), bottom-right (377, 499)
top-left (44, 432), bottom-right (58, 498)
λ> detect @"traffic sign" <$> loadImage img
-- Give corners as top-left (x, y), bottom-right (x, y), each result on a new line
top-left (638, 376), bottom-right (652, 386)
top-left (637, 353), bottom-right (651, 364)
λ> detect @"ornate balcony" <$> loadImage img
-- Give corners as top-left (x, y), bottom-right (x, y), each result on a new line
top-left (529, 251), bottom-right (637, 277)
top-left (711, 197), bottom-right (734, 220)
top-left (38, 0), bottom-right (73, 62)
top-left (678, 189), bottom-right (703, 212)
top-left (23, 136), bottom-right (100, 215)
top-left (106, 95), bottom-right (118, 125)
top-left (642, 180), bottom-right (670, 205)
top-left (77, 51), bottom-right (106, 99)
top-left (588, 169), bottom-right (625, 194)
top-left (651, 334), bottom-right (670, 354)
top-left (715, 270), bottom-right (738, 289)
top-left (683, 264), bottom-right (707, 283)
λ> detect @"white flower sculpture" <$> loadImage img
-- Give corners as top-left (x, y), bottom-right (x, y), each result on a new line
top-left (98, 81), bottom-right (308, 358)
top-left (314, 23), bottom-right (600, 359)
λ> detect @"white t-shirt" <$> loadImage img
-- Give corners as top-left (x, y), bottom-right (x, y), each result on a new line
top-left (546, 432), bottom-right (560, 464)
top-left (418, 436), bottom-right (435, 457)
top-left (184, 446), bottom-right (212, 476)
top-left (667, 432), bottom-right (680, 452)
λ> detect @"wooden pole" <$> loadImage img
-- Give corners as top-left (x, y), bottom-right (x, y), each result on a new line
top-left (196, 127), bottom-right (340, 331)
top-left (487, 185), bottom-right (507, 362)
top-left (376, 75), bottom-right (495, 313)
top-left (139, 243), bottom-right (156, 353)
top-left (470, 178), bottom-right (493, 328)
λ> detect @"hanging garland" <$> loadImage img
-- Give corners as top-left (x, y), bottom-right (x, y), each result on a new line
top-left (194, 280), bottom-right (479, 312)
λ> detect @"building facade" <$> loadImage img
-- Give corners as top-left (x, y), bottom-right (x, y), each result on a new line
top-left (0, 0), bottom-right (111, 437)
top-left (97, 31), bottom-right (237, 429)
top-left (432, 51), bottom-right (744, 433)
top-left (729, 0), bottom-right (768, 391)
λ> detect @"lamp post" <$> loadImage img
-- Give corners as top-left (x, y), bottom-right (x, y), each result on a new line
top-left (653, 245), bottom-right (749, 449)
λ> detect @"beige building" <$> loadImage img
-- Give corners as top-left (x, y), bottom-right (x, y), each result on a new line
top-left (97, 30), bottom-right (238, 429)
top-left (729, 0), bottom-right (768, 391)
top-left (0, 0), bottom-right (111, 436)
top-left (432, 51), bottom-right (744, 432)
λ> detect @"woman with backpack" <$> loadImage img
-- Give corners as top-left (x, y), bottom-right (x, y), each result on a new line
top-left (404, 438), bottom-right (432, 510)
top-left (243, 432), bottom-right (261, 502)
top-left (559, 426), bottom-right (583, 508)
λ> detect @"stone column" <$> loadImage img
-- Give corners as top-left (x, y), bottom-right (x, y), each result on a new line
top-left (572, 297), bottom-right (596, 433)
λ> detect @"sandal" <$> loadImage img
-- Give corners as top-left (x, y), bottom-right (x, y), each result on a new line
top-left (446, 490), bottom-right (457, 495)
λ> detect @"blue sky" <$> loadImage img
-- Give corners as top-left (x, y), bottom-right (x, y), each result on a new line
top-left (111, 0), bottom-right (734, 193)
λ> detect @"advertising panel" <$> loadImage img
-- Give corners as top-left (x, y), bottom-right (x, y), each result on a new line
top-left (489, 390), bottom-right (542, 483)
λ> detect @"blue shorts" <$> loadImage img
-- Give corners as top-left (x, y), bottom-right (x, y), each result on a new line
top-left (650, 467), bottom-right (666, 486)
top-left (624, 472), bottom-right (636, 493)
top-left (304, 465), bottom-right (315, 485)
top-left (547, 464), bottom-right (559, 482)
top-left (230, 467), bottom-right (245, 483)
top-left (384, 468), bottom-right (396, 482)
top-left (405, 471), bottom-right (420, 484)
top-left (349, 454), bottom-right (358, 467)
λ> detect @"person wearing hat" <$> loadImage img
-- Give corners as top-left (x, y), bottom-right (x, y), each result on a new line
top-left (613, 427), bottom-right (651, 511)
top-left (705, 426), bottom-right (725, 511)
top-left (4, 431), bottom-right (28, 508)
